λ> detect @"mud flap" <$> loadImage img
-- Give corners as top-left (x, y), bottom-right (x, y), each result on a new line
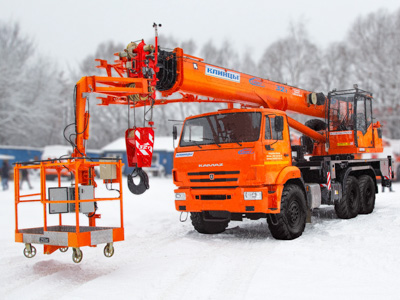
top-left (307, 209), bottom-right (312, 223)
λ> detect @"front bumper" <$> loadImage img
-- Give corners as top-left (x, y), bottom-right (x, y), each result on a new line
top-left (174, 186), bottom-right (282, 214)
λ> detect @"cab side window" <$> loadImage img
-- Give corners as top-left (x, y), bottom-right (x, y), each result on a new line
top-left (265, 116), bottom-right (283, 140)
top-left (265, 116), bottom-right (272, 140)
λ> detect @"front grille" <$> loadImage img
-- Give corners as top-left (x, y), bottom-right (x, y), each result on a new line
top-left (188, 171), bottom-right (240, 176)
top-left (196, 195), bottom-right (232, 200)
top-left (190, 178), bottom-right (237, 183)
top-left (191, 186), bottom-right (238, 189)
top-left (188, 170), bottom-right (240, 183)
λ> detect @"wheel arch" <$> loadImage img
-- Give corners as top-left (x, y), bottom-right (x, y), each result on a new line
top-left (285, 178), bottom-right (308, 209)
top-left (276, 166), bottom-right (302, 185)
top-left (267, 178), bottom-right (308, 240)
top-left (275, 166), bottom-right (305, 210)
top-left (338, 166), bottom-right (377, 195)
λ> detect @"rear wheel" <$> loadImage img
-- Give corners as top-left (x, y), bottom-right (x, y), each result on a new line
top-left (359, 175), bottom-right (375, 214)
top-left (335, 176), bottom-right (360, 219)
top-left (267, 184), bottom-right (307, 240)
top-left (191, 212), bottom-right (229, 234)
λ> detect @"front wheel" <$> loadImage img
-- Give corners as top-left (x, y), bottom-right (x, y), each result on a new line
top-left (191, 212), bottom-right (229, 234)
top-left (267, 184), bottom-right (307, 240)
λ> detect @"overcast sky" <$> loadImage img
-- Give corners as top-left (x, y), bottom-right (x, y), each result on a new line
top-left (1, 0), bottom-right (399, 71)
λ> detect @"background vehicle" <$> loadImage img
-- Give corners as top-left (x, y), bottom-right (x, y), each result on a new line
top-left (41, 145), bottom-right (72, 180)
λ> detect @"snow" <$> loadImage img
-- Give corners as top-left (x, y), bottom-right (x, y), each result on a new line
top-left (41, 145), bottom-right (102, 160)
top-left (41, 145), bottom-right (73, 160)
top-left (1, 178), bottom-right (400, 299)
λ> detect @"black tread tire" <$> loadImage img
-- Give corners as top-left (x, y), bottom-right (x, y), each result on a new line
top-left (302, 119), bottom-right (327, 154)
top-left (335, 176), bottom-right (360, 219)
top-left (190, 212), bottom-right (229, 234)
top-left (267, 184), bottom-right (307, 240)
top-left (359, 175), bottom-right (375, 214)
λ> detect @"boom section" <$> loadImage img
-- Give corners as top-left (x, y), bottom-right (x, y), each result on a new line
top-left (156, 48), bottom-right (326, 118)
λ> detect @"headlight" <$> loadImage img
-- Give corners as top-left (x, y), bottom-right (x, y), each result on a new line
top-left (244, 191), bottom-right (262, 200)
top-left (175, 192), bottom-right (186, 200)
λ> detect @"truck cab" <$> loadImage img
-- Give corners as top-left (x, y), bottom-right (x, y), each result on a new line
top-left (173, 108), bottom-right (303, 225)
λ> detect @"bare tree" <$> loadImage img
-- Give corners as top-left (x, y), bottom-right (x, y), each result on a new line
top-left (78, 40), bottom-right (125, 76)
top-left (241, 51), bottom-right (258, 76)
top-left (317, 42), bottom-right (356, 92)
top-left (257, 21), bottom-right (323, 127)
top-left (347, 9), bottom-right (400, 138)
top-left (258, 22), bottom-right (321, 90)
top-left (0, 21), bottom-right (69, 147)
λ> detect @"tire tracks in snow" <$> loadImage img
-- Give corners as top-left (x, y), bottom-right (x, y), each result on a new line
top-left (157, 221), bottom-right (279, 299)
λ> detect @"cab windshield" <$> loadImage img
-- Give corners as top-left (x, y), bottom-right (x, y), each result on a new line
top-left (180, 112), bottom-right (261, 147)
top-left (329, 94), bottom-right (355, 131)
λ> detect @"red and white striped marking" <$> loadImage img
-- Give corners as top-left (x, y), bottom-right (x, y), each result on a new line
top-left (327, 171), bottom-right (331, 190)
top-left (135, 130), bottom-right (154, 156)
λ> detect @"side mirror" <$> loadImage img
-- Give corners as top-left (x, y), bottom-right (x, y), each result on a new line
top-left (172, 125), bottom-right (178, 140)
top-left (275, 116), bottom-right (284, 132)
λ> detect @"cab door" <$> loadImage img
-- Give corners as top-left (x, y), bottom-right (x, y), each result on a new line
top-left (262, 114), bottom-right (292, 184)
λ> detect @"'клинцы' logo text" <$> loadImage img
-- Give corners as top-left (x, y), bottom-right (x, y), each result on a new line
top-left (205, 65), bottom-right (240, 83)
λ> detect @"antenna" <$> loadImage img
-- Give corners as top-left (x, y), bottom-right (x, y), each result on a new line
top-left (153, 23), bottom-right (162, 37)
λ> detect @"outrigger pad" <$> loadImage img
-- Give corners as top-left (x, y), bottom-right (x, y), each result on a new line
top-left (127, 168), bottom-right (149, 195)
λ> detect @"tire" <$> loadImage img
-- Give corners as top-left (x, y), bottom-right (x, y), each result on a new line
top-left (302, 119), bottom-right (326, 154)
top-left (359, 175), bottom-right (375, 214)
top-left (190, 212), bottom-right (229, 234)
top-left (335, 176), bottom-right (360, 219)
top-left (267, 184), bottom-right (307, 240)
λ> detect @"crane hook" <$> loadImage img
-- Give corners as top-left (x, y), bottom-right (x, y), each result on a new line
top-left (127, 167), bottom-right (149, 195)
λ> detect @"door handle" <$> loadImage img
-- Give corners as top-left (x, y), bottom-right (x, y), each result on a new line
top-left (283, 153), bottom-right (289, 157)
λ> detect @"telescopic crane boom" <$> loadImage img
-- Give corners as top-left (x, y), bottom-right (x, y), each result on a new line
top-left (74, 34), bottom-right (382, 160)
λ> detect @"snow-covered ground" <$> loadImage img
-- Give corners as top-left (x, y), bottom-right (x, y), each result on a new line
top-left (1, 177), bottom-right (400, 300)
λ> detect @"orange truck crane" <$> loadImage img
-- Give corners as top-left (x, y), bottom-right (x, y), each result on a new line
top-left (14, 24), bottom-right (392, 263)
top-left (153, 44), bottom-right (391, 239)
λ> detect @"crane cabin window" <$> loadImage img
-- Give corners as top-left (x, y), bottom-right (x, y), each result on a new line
top-left (329, 94), bottom-right (355, 131)
top-left (180, 112), bottom-right (261, 147)
top-left (356, 96), bottom-right (366, 134)
top-left (265, 115), bottom-right (283, 140)
top-left (355, 96), bottom-right (372, 135)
